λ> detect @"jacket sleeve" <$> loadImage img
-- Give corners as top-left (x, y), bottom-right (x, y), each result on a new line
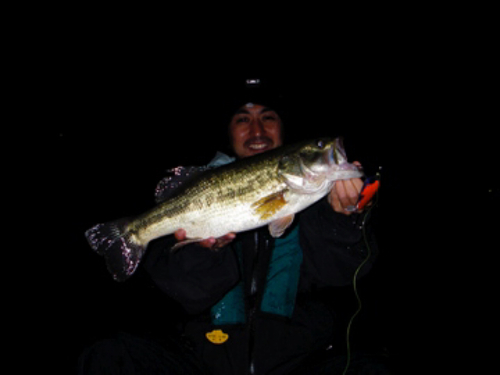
top-left (142, 236), bottom-right (240, 315)
top-left (298, 197), bottom-right (378, 288)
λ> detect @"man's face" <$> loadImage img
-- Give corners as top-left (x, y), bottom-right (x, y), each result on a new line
top-left (229, 103), bottom-right (283, 158)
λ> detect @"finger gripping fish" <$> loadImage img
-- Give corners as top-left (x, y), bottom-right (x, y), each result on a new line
top-left (85, 137), bottom-right (363, 281)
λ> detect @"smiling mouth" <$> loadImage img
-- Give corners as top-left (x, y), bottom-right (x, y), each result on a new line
top-left (245, 138), bottom-right (273, 153)
top-left (248, 143), bottom-right (269, 150)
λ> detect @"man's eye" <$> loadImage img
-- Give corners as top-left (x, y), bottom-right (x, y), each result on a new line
top-left (235, 117), bottom-right (249, 123)
top-left (262, 115), bottom-right (277, 121)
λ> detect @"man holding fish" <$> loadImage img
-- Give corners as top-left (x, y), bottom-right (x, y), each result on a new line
top-left (80, 80), bottom-right (381, 375)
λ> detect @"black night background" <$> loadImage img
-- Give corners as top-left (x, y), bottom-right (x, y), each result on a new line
top-left (27, 47), bottom-right (495, 374)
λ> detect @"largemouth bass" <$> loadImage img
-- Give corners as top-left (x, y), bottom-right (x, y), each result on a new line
top-left (85, 137), bottom-right (363, 281)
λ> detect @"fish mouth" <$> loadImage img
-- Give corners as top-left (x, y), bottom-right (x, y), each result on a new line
top-left (244, 137), bottom-right (274, 154)
top-left (326, 137), bottom-right (363, 178)
top-left (326, 137), bottom-right (347, 166)
top-left (334, 137), bottom-right (347, 163)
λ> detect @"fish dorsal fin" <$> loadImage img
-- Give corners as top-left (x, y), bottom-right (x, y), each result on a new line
top-left (251, 190), bottom-right (288, 221)
top-left (155, 166), bottom-right (210, 203)
top-left (268, 214), bottom-right (295, 238)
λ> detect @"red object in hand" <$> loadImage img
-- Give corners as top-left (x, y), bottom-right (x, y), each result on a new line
top-left (356, 175), bottom-right (380, 211)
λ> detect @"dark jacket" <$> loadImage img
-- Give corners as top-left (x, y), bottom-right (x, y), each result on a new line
top-left (143, 195), bottom-right (377, 375)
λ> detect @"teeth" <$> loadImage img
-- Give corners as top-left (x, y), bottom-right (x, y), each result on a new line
top-left (249, 143), bottom-right (267, 150)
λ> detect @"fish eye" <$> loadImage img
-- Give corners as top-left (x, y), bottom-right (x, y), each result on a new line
top-left (316, 139), bottom-right (325, 149)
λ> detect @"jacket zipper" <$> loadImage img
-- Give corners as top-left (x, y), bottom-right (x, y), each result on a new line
top-left (248, 231), bottom-right (259, 374)
top-left (248, 230), bottom-right (270, 375)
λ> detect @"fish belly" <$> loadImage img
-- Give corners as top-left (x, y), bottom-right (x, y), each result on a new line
top-left (137, 180), bottom-right (332, 244)
top-left (180, 202), bottom-right (265, 239)
top-left (182, 185), bottom-right (331, 240)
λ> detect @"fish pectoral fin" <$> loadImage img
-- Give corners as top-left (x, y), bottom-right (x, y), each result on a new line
top-left (170, 237), bottom-right (204, 252)
top-left (269, 214), bottom-right (295, 238)
top-left (251, 190), bottom-right (288, 220)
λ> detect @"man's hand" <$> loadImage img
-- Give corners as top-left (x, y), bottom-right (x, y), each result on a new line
top-left (327, 161), bottom-right (366, 216)
top-left (174, 229), bottom-right (236, 250)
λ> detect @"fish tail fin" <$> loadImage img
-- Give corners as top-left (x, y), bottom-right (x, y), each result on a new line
top-left (85, 218), bottom-right (146, 282)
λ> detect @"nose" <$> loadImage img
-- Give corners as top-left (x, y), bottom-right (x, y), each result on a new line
top-left (249, 118), bottom-right (265, 136)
